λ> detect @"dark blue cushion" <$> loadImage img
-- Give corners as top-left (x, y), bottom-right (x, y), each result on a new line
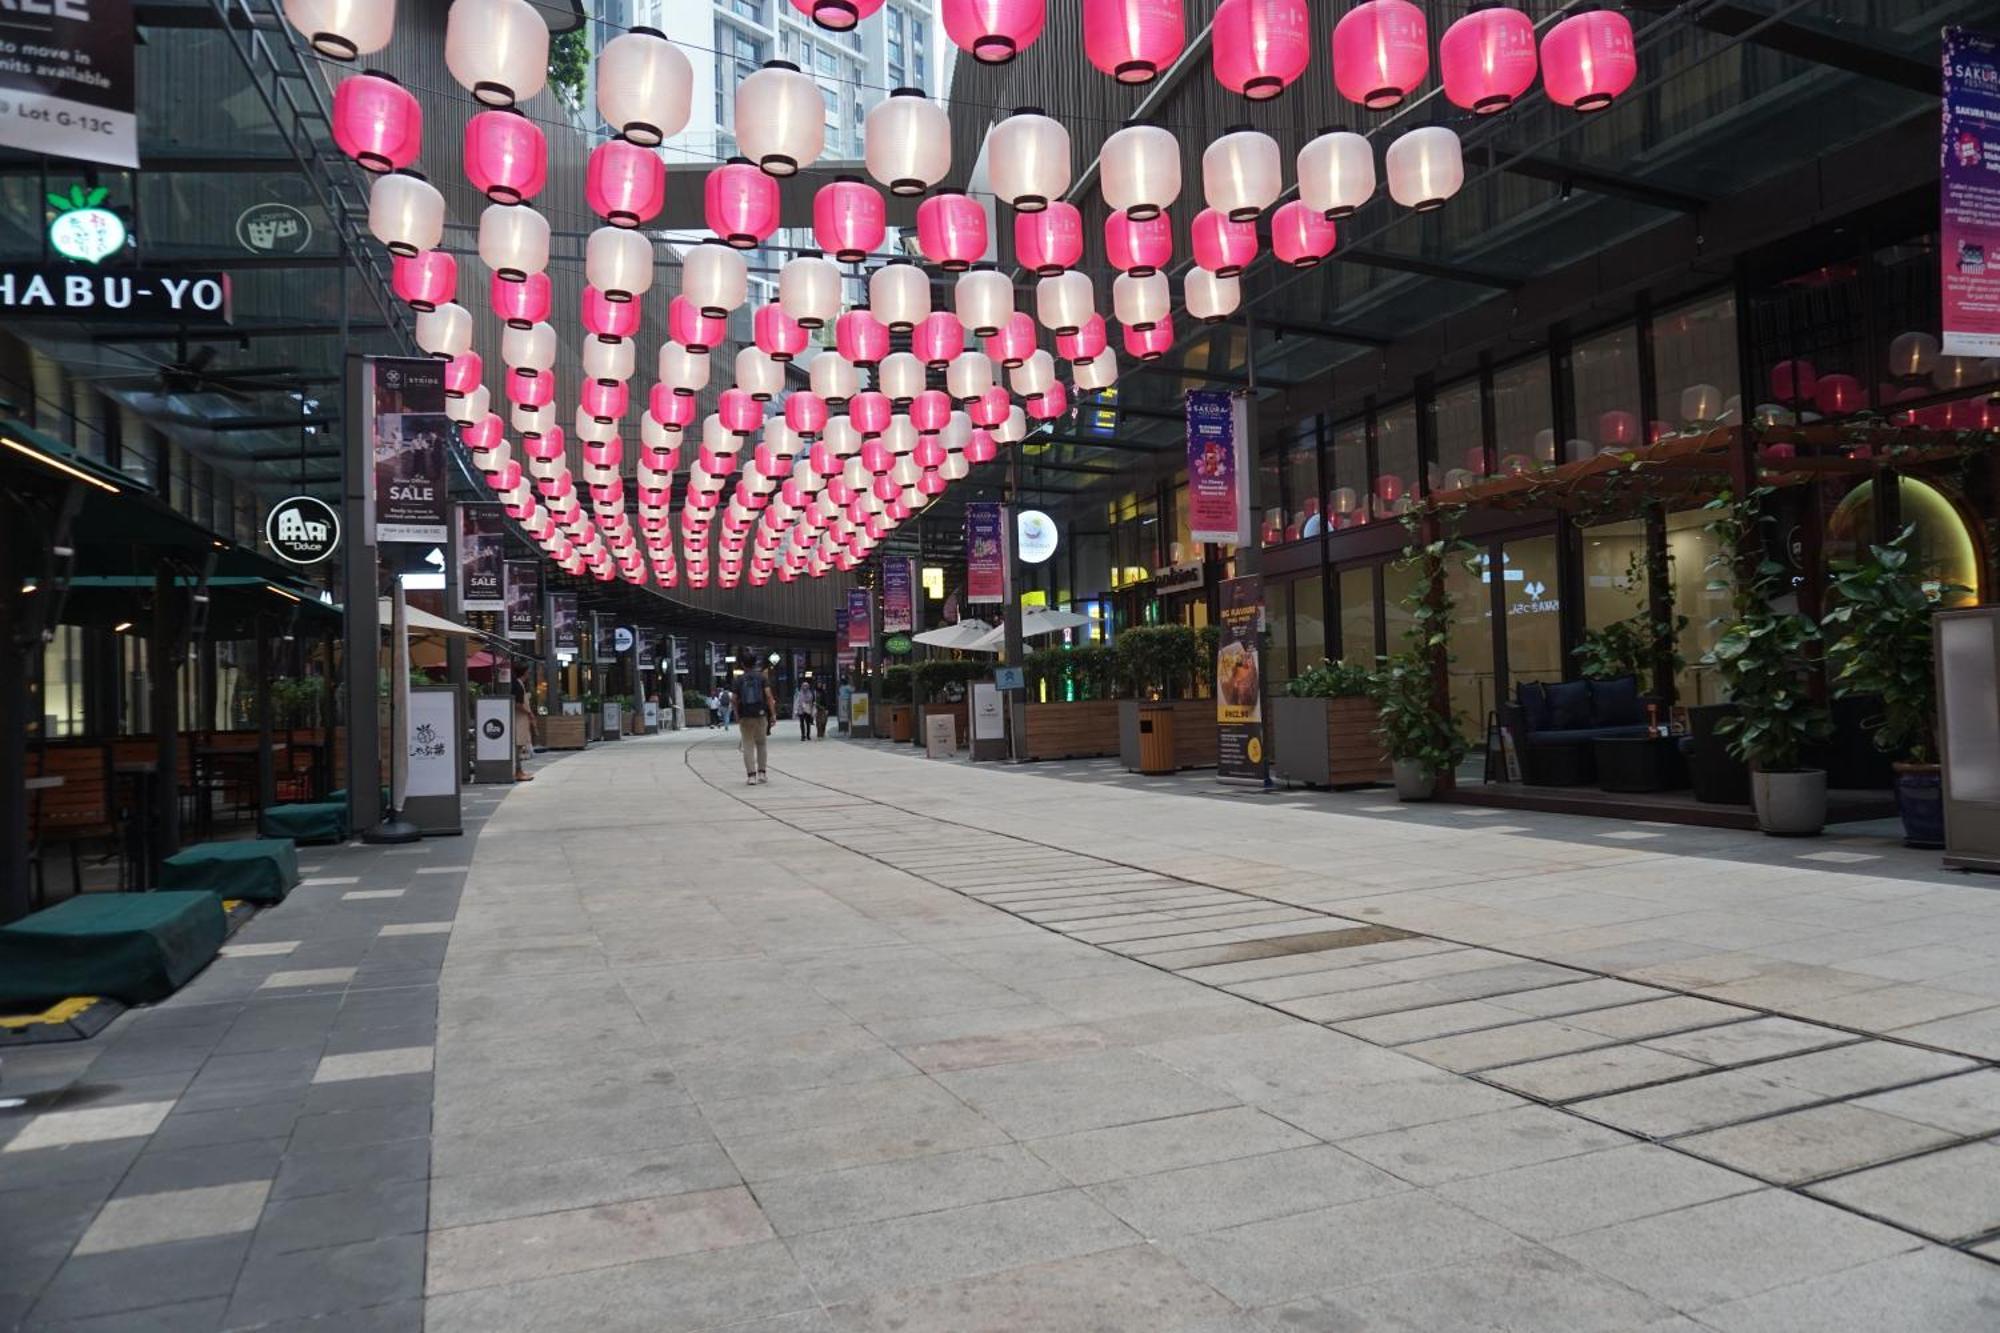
top-left (1516, 681), bottom-right (1552, 732)
top-left (1590, 675), bottom-right (1644, 728)
top-left (1547, 680), bottom-right (1592, 730)
top-left (1531, 724), bottom-right (1654, 744)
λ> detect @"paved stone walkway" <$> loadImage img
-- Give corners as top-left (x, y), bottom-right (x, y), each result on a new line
top-left (7, 730), bottom-right (2000, 1329)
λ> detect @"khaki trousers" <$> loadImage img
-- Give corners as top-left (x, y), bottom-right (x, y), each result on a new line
top-left (738, 716), bottom-right (769, 775)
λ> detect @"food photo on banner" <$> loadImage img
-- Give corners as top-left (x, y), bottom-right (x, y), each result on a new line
top-left (0, 0), bottom-right (137, 167)
top-left (965, 502), bottom-right (1006, 604)
top-left (551, 592), bottom-right (580, 656)
top-left (1943, 27), bottom-right (2000, 356)
top-left (1216, 576), bottom-right (1266, 781)
top-left (456, 505), bottom-right (505, 612)
top-left (882, 557), bottom-right (914, 634)
top-left (503, 559), bottom-right (539, 642)
top-left (369, 358), bottom-right (450, 544)
top-left (1185, 389), bottom-right (1246, 545)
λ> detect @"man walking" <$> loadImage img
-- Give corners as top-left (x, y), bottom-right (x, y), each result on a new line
top-left (734, 662), bottom-right (777, 784)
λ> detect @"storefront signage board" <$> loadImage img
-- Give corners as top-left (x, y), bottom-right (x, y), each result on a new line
top-left (1, 265), bottom-right (229, 321)
top-left (1943, 28), bottom-right (2000, 356)
top-left (0, 0), bottom-right (138, 167)
top-left (1216, 575), bottom-right (1266, 781)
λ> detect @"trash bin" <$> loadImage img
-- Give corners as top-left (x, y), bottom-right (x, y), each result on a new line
top-left (1137, 702), bottom-right (1176, 775)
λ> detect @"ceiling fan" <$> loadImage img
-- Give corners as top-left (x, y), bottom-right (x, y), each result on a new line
top-left (86, 340), bottom-right (308, 404)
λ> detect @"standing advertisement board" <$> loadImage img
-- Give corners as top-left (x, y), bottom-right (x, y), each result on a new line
top-left (455, 505), bottom-right (505, 612)
top-left (1943, 28), bottom-right (2000, 356)
top-left (504, 561), bottom-right (539, 641)
top-left (1186, 389), bottom-right (1247, 545)
top-left (367, 358), bottom-right (450, 544)
top-left (550, 593), bottom-right (580, 656)
top-left (1216, 576), bottom-right (1266, 781)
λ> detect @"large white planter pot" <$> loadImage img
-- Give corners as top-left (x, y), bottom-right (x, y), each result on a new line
top-left (1393, 758), bottom-right (1436, 802)
top-left (1751, 768), bottom-right (1826, 836)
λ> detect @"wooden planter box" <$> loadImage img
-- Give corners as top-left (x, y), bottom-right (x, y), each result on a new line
top-left (1024, 700), bottom-right (1121, 760)
top-left (919, 702), bottom-right (968, 749)
top-left (1119, 699), bottom-right (1220, 772)
top-left (884, 703), bottom-right (915, 743)
top-left (542, 715), bottom-right (588, 751)
top-left (1271, 695), bottom-right (1389, 788)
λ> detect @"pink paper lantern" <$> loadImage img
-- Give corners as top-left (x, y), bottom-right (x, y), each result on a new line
top-left (966, 428), bottom-right (999, 462)
top-left (914, 311), bottom-right (966, 368)
top-left (582, 380), bottom-right (627, 420)
top-left (873, 474), bottom-right (902, 502)
top-left (754, 304), bottom-right (808, 362)
top-left (668, 295), bottom-right (725, 352)
top-left (719, 388), bottom-right (762, 434)
top-left (857, 439), bottom-right (892, 474)
top-left (582, 287), bottom-right (641, 340)
top-left (1123, 314), bottom-right (1174, 360)
top-left (587, 138), bottom-right (666, 227)
top-left (943, 0), bottom-right (1046, 64)
top-left (813, 176), bottom-right (886, 263)
top-left (986, 312), bottom-right (1038, 368)
top-left (705, 158), bottom-right (780, 248)
top-left (1332, 0), bottom-right (1429, 110)
top-left (788, 0), bottom-right (883, 32)
top-left (506, 367), bottom-right (554, 408)
top-left (1814, 373), bottom-right (1865, 417)
top-left (461, 412), bottom-right (502, 452)
top-left (916, 189), bottom-right (988, 272)
top-left (912, 389), bottom-right (953, 433)
top-left (971, 386), bottom-right (1010, 427)
top-left (1084, 0), bottom-right (1185, 85)
top-left (1270, 200), bottom-right (1335, 268)
top-left (332, 71), bottom-right (421, 173)
top-left (1598, 409), bottom-right (1639, 446)
top-left (786, 392), bottom-right (829, 438)
top-left (1105, 209), bottom-right (1174, 276)
top-left (836, 308), bottom-right (890, 367)
top-left (1375, 473), bottom-right (1404, 503)
top-left (463, 108), bottom-right (547, 204)
top-left (490, 270), bottom-right (551, 328)
top-left (392, 249), bottom-right (456, 311)
top-left (1191, 209), bottom-right (1259, 277)
top-left (913, 435), bottom-right (948, 467)
top-left (1027, 381), bottom-right (1068, 420)
top-left (582, 435), bottom-right (622, 470)
top-left (1015, 202), bottom-right (1084, 276)
top-left (1440, 4), bottom-right (1538, 115)
top-left (1058, 313), bottom-right (1109, 363)
top-left (918, 470), bottom-right (948, 497)
top-left (850, 391), bottom-right (892, 436)
top-left (444, 350), bottom-right (482, 397)
top-left (1770, 359), bottom-right (1817, 404)
top-left (1541, 7), bottom-right (1637, 113)
top-left (1211, 0), bottom-right (1310, 101)
top-left (652, 387), bottom-right (697, 430)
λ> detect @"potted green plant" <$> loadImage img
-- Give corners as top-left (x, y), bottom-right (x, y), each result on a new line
top-left (1020, 643), bottom-right (1124, 759)
top-left (879, 663), bottom-right (916, 742)
top-left (1375, 653), bottom-right (1466, 799)
top-left (1702, 490), bottom-right (1833, 835)
top-left (1822, 525), bottom-right (1966, 848)
top-left (1274, 660), bottom-right (1389, 788)
top-left (1115, 625), bottom-right (1213, 772)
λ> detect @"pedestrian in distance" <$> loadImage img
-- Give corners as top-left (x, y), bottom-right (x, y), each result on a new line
top-left (511, 678), bottom-right (537, 782)
top-left (734, 661), bottom-right (778, 784)
top-left (794, 680), bottom-right (816, 741)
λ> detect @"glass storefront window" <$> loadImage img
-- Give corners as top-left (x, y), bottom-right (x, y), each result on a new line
top-left (1338, 565), bottom-right (1377, 663)
top-left (1744, 252), bottom-right (1867, 423)
top-left (1826, 478), bottom-right (1983, 606)
top-left (1572, 324), bottom-right (1643, 458)
top-left (1501, 533), bottom-right (1564, 687)
top-left (1169, 481), bottom-right (1193, 564)
top-left (1283, 425), bottom-right (1319, 540)
top-left (1653, 293), bottom-right (1740, 430)
top-left (1448, 554), bottom-right (1494, 741)
top-left (1582, 518), bottom-right (1650, 633)
top-left (1256, 444), bottom-right (1285, 547)
top-left (1374, 403), bottom-right (1417, 519)
top-left (1382, 556), bottom-right (1422, 655)
top-left (1492, 355), bottom-right (1552, 473)
top-left (1327, 420), bottom-right (1368, 532)
top-left (1266, 579), bottom-right (1292, 684)
top-left (1433, 377), bottom-right (1485, 488)
top-left (39, 625), bottom-right (84, 738)
top-left (1666, 506), bottom-right (1732, 705)
top-left (1295, 575), bottom-right (1326, 669)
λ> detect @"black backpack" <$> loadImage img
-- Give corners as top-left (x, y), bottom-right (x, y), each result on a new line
top-left (734, 671), bottom-right (769, 718)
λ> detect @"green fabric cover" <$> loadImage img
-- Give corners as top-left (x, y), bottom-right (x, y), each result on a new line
top-left (260, 802), bottom-right (350, 844)
top-left (0, 892), bottom-right (226, 1007)
top-left (159, 838), bottom-right (301, 904)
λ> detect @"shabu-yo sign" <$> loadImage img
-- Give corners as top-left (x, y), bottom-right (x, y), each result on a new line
top-left (266, 495), bottom-right (341, 564)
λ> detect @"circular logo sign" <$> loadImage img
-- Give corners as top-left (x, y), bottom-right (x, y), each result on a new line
top-left (237, 202), bottom-right (313, 255)
top-left (1017, 509), bottom-right (1059, 564)
top-left (266, 495), bottom-right (341, 565)
top-left (885, 633), bottom-right (914, 656)
top-left (481, 718), bottom-right (506, 740)
top-left (613, 626), bottom-right (636, 653)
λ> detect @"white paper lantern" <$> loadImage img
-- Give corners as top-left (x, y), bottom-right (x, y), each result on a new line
top-left (1010, 349), bottom-right (1055, 398)
top-left (891, 456), bottom-right (922, 487)
top-left (1099, 124), bottom-right (1181, 219)
top-left (995, 404), bottom-right (1027, 444)
top-left (284, 0), bottom-right (393, 59)
top-left (576, 413), bottom-right (617, 444)
top-left (445, 0), bottom-right (548, 107)
top-left (1679, 383), bottom-right (1724, 423)
top-left (1385, 126), bottom-right (1463, 212)
top-left (478, 203), bottom-right (550, 280)
top-left (585, 226), bottom-right (652, 302)
top-left (810, 352), bottom-right (861, 405)
top-left (658, 342), bottom-right (710, 395)
top-left (1075, 348), bottom-right (1119, 391)
top-left (1298, 129), bottom-right (1376, 219)
top-left (942, 451), bottom-right (971, 481)
top-left (879, 351), bottom-right (926, 405)
top-left (583, 336), bottom-right (635, 384)
top-left (1036, 270), bottom-right (1093, 336)
top-left (1113, 271), bottom-right (1170, 331)
top-left (865, 87), bottom-right (950, 195)
top-left (870, 262), bottom-right (930, 332)
top-left (941, 411), bottom-right (973, 451)
top-left (596, 27), bottom-right (692, 146)
top-left (824, 414), bottom-right (862, 457)
top-left (736, 346), bottom-right (784, 400)
top-left (511, 401), bottom-right (551, 436)
top-left (368, 171), bottom-right (443, 257)
top-left (1889, 331), bottom-right (1941, 380)
top-left (843, 455), bottom-right (871, 489)
top-left (1202, 128), bottom-right (1282, 221)
top-left (947, 351), bottom-right (995, 402)
top-left (956, 267), bottom-right (1014, 338)
top-left (884, 416), bottom-right (919, 455)
top-left (447, 382), bottom-right (490, 424)
top-left (704, 413), bottom-right (743, 453)
top-left (1184, 267), bottom-right (1240, 323)
top-left (987, 107), bottom-right (1071, 212)
top-left (683, 240), bottom-right (748, 317)
top-left (501, 321), bottom-right (557, 374)
top-left (779, 251), bottom-right (841, 329)
top-left (736, 60), bottom-right (825, 177)
top-left (415, 301), bottom-right (471, 357)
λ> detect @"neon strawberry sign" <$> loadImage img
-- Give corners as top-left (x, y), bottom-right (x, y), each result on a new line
top-left (47, 185), bottom-right (128, 265)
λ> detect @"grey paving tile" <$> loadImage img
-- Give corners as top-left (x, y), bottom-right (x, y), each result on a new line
top-left (429, 1141), bottom-right (739, 1229)
top-left (755, 1144), bottom-right (1065, 1236)
top-left (1084, 1143), bottom-right (1406, 1239)
top-left (221, 1234), bottom-right (424, 1328)
top-left (722, 1104), bottom-right (1010, 1182)
top-left (75, 1180), bottom-right (271, 1254)
top-left (1482, 1044), bottom-right (1709, 1102)
top-left (249, 1178), bottom-right (429, 1256)
top-left (1807, 1141), bottom-right (2000, 1242)
top-left (700, 1076), bottom-right (966, 1141)
top-left (1025, 1106), bottom-right (1314, 1186)
top-left (1697, 1246), bottom-right (2000, 1333)
top-left (1852, 1069), bottom-right (2000, 1136)
top-left (1332, 999), bottom-right (1544, 1046)
top-left (286, 1102), bottom-right (431, 1154)
top-left (20, 1295), bottom-right (228, 1331)
top-left (270, 1136), bottom-right (431, 1202)
top-left (1339, 1106), bottom-right (1635, 1186)
top-left (1400, 1020), bottom-right (1613, 1073)
top-left (3, 1101), bottom-right (175, 1153)
top-left (1639, 1017), bottom-right (1858, 1066)
top-left (1561, 995), bottom-right (1761, 1041)
top-left (115, 1141), bottom-right (285, 1198)
top-left (26, 1235), bottom-right (251, 1323)
top-left (429, 1104), bottom-right (709, 1176)
top-left (1676, 1103), bottom-right (1958, 1185)
top-left (1433, 1142), bottom-right (1758, 1241)
top-left (1482, 978), bottom-right (1671, 1018)
top-left (1267, 1072), bottom-right (1527, 1141)
top-left (934, 1049), bottom-right (1238, 1139)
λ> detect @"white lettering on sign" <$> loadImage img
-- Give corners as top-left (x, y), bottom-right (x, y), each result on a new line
top-left (0, 0), bottom-right (94, 21)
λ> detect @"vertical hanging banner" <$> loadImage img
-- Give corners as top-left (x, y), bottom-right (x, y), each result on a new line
top-left (671, 636), bottom-right (689, 674)
top-left (1186, 388), bottom-right (1247, 545)
top-left (834, 609), bottom-right (853, 669)
top-left (882, 557), bottom-right (915, 634)
top-left (0, 0), bottom-right (136, 168)
top-left (965, 502), bottom-right (1007, 604)
top-left (368, 357), bottom-right (450, 543)
top-left (637, 630), bottom-right (656, 670)
top-left (455, 505), bottom-right (506, 613)
top-left (1943, 27), bottom-right (2000, 356)
top-left (847, 587), bottom-right (872, 648)
top-left (1216, 575), bottom-right (1266, 781)
top-left (550, 592), bottom-right (580, 656)
top-left (504, 560), bottom-right (539, 641)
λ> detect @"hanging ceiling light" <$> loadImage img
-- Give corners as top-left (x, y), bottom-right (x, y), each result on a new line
top-left (368, 170), bottom-right (443, 257)
top-left (1104, 210), bottom-right (1173, 276)
top-left (813, 176), bottom-right (886, 263)
top-left (585, 226), bottom-right (651, 303)
top-left (1541, 5), bottom-right (1637, 113)
top-left (1098, 124), bottom-right (1181, 220)
top-left (1075, 348), bottom-right (1119, 391)
top-left (1202, 127), bottom-right (1282, 221)
top-left (941, 0), bottom-right (1046, 64)
top-left (1083, 0), bottom-right (1185, 84)
top-left (864, 88), bottom-right (950, 197)
top-left (283, 0), bottom-right (393, 60)
top-left (668, 295), bottom-right (726, 353)
top-left (870, 261), bottom-right (931, 332)
top-left (987, 108), bottom-right (1070, 213)
top-left (444, 0), bottom-right (547, 107)
top-left (705, 158), bottom-right (780, 248)
top-left (1015, 202), bottom-right (1084, 276)
top-left (1298, 129), bottom-right (1375, 219)
top-left (1385, 125), bottom-right (1463, 211)
top-left (583, 336), bottom-right (635, 385)
top-left (500, 320), bottom-right (556, 374)
top-left (587, 138), bottom-right (666, 227)
top-left (1184, 266), bottom-right (1239, 323)
top-left (916, 190), bottom-right (989, 272)
top-left (478, 202), bottom-right (549, 281)
top-left (736, 59), bottom-right (824, 177)
top-left (1211, 0), bottom-right (1310, 101)
top-left (1191, 208), bottom-right (1258, 277)
top-left (596, 27), bottom-right (692, 146)
top-left (1332, 0), bottom-right (1428, 110)
top-left (462, 108), bottom-right (546, 206)
top-left (1271, 199), bottom-right (1336, 267)
top-left (332, 71), bottom-right (421, 174)
top-left (1113, 271), bottom-right (1170, 331)
top-left (1440, 3), bottom-right (1538, 115)
top-left (779, 251), bottom-right (841, 329)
